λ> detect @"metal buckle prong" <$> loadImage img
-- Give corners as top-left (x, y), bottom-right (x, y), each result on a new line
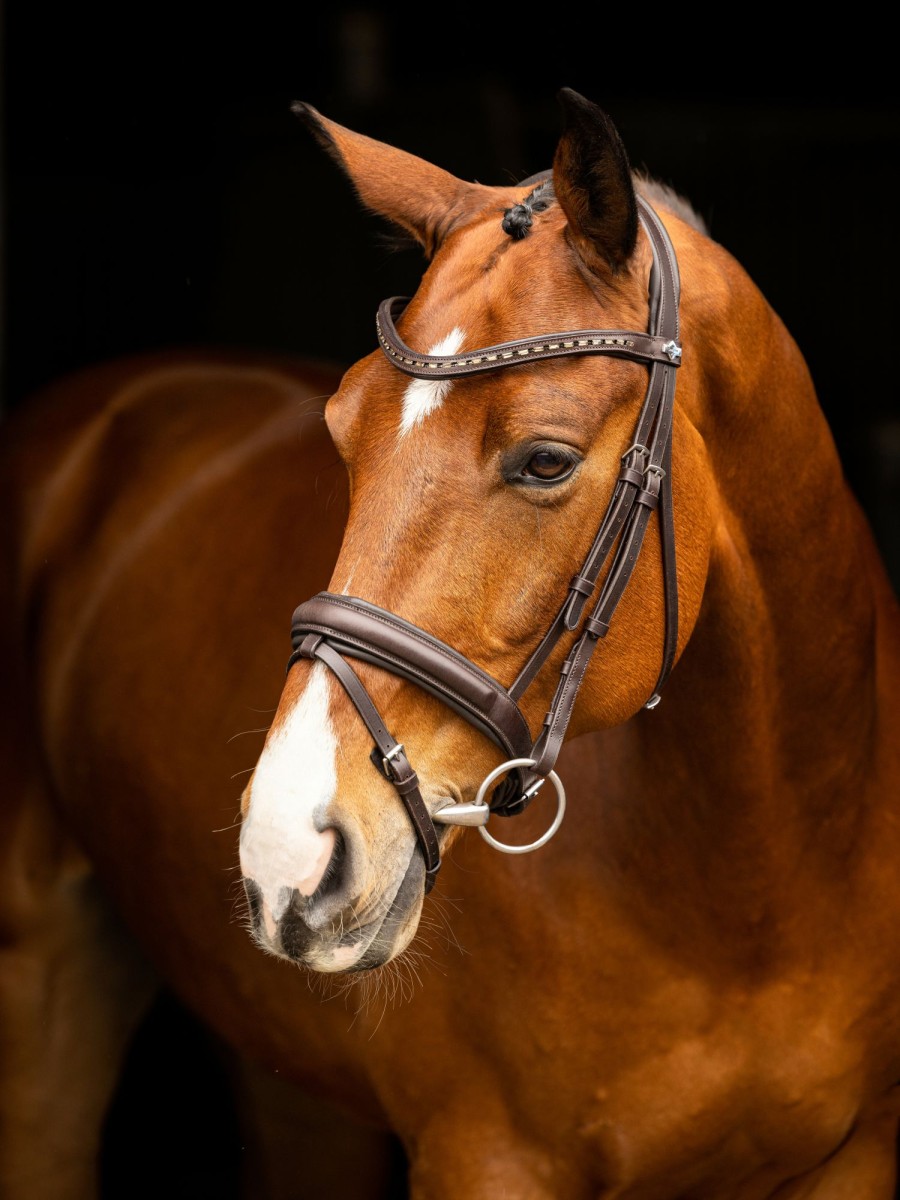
top-left (621, 442), bottom-right (649, 461)
top-left (643, 464), bottom-right (666, 479)
top-left (382, 742), bottom-right (405, 778)
top-left (521, 777), bottom-right (546, 802)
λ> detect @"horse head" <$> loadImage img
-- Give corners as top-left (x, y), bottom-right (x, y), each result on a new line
top-left (239, 89), bottom-right (719, 971)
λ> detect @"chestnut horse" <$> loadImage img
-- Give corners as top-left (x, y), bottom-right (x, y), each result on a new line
top-left (3, 88), bottom-right (900, 1198)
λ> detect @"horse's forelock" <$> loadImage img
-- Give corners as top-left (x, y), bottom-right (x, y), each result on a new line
top-left (501, 179), bottom-right (557, 240)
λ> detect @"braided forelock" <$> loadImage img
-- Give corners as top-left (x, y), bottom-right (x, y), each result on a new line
top-left (501, 178), bottom-right (557, 240)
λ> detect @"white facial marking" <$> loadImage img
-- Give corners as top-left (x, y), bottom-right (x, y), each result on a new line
top-left (340, 556), bottom-right (360, 596)
top-left (240, 664), bottom-right (338, 907)
top-left (319, 943), bottom-right (367, 972)
top-left (398, 328), bottom-right (465, 437)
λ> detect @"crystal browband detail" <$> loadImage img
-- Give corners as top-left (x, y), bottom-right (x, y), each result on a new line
top-left (377, 323), bottom-right (637, 369)
top-left (374, 296), bottom-right (681, 380)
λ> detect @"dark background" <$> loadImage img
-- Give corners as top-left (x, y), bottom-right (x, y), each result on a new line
top-left (4, 5), bottom-right (900, 1197)
top-left (5, 8), bottom-right (900, 586)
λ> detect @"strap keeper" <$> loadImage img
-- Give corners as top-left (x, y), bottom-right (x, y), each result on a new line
top-left (584, 615), bottom-right (610, 638)
top-left (568, 573), bottom-right (595, 598)
top-left (617, 465), bottom-right (645, 487)
top-left (544, 650), bottom-right (576, 723)
top-left (635, 464), bottom-right (664, 509)
top-left (393, 769), bottom-right (422, 796)
top-left (287, 632), bottom-right (323, 673)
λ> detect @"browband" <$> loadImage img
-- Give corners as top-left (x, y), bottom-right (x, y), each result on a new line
top-left (289, 192), bottom-right (682, 892)
top-left (377, 296), bottom-right (682, 379)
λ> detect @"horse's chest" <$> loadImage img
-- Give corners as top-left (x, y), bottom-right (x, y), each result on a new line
top-left (571, 985), bottom-right (865, 1193)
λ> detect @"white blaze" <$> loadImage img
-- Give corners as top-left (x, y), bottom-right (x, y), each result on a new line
top-left (398, 328), bottom-right (465, 437)
top-left (239, 664), bottom-right (338, 913)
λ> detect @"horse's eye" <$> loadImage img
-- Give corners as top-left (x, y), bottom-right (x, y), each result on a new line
top-left (521, 448), bottom-right (576, 482)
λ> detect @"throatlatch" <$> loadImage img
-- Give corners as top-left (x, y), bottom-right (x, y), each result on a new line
top-left (288, 194), bottom-right (682, 893)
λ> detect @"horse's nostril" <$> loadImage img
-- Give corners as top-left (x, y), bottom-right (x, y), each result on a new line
top-left (310, 828), bottom-right (346, 904)
top-left (279, 832), bottom-right (354, 958)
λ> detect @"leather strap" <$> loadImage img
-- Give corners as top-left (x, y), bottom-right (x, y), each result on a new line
top-left (646, 430), bottom-right (679, 705)
top-left (291, 595), bottom-right (534, 761)
top-left (377, 297), bottom-right (683, 379)
top-left (510, 201), bottom-right (679, 702)
top-left (523, 198), bottom-right (680, 781)
top-left (292, 635), bottom-right (441, 892)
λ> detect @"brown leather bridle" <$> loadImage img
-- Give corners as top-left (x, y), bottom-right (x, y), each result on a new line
top-left (288, 193), bottom-right (681, 893)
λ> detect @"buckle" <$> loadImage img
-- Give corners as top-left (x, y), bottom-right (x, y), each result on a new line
top-left (381, 742), bottom-right (405, 779)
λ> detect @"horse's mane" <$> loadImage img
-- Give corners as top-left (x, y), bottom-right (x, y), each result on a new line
top-left (633, 171), bottom-right (709, 236)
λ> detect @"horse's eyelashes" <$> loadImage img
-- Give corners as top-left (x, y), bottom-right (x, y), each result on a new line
top-left (522, 448), bottom-right (576, 482)
top-left (503, 442), bottom-right (582, 487)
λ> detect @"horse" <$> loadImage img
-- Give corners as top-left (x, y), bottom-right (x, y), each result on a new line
top-left (2, 86), bottom-right (900, 1199)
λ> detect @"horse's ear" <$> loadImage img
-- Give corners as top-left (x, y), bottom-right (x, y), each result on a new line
top-left (552, 89), bottom-right (639, 275)
top-left (291, 102), bottom-right (496, 258)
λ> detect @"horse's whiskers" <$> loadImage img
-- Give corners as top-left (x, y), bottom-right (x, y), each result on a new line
top-left (212, 817), bottom-right (245, 831)
top-left (226, 726), bottom-right (271, 744)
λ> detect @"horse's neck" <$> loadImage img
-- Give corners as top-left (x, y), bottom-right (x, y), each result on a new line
top-left (604, 264), bottom-right (900, 949)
